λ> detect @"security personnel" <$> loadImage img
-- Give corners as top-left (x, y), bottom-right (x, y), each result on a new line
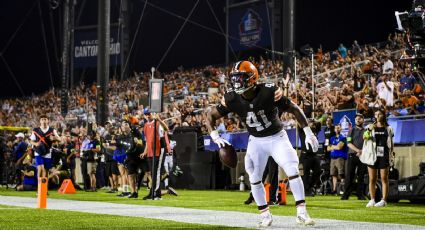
top-left (323, 117), bottom-right (336, 160)
top-left (341, 114), bottom-right (367, 200)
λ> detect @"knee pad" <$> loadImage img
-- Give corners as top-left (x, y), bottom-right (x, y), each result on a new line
top-left (248, 172), bottom-right (262, 184)
top-left (284, 162), bottom-right (299, 178)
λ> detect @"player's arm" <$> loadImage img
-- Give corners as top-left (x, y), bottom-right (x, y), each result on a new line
top-left (274, 87), bottom-right (319, 152)
top-left (206, 97), bottom-right (231, 148)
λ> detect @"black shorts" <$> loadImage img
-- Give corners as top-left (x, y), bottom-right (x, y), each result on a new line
top-left (126, 157), bottom-right (148, 175)
top-left (106, 161), bottom-right (120, 176)
top-left (369, 154), bottom-right (390, 170)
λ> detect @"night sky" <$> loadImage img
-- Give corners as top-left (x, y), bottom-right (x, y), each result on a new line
top-left (0, 0), bottom-right (411, 98)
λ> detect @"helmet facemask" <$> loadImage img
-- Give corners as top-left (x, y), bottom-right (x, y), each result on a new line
top-left (230, 72), bottom-right (255, 94)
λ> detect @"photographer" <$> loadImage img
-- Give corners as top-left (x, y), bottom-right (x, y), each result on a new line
top-left (82, 132), bottom-right (100, 192)
top-left (106, 121), bottom-right (134, 197)
top-left (123, 118), bottom-right (146, 198)
top-left (102, 121), bottom-right (119, 193)
top-left (16, 155), bottom-right (37, 191)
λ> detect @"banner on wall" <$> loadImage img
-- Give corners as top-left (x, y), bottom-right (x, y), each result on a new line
top-left (74, 26), bottom-right (121, 68)
top-left (228, 2), bottom-right (272, 51)
top-left (332, 109), bottom-right (357, 137)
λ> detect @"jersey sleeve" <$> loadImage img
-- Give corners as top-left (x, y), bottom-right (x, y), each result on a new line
top-left (275, 95), bottom-right (291, 112)
top-left (216, 95), bottom-right (231, 116)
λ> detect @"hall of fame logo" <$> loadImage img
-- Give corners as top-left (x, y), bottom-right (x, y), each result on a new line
top-left (239, 9), bottom-right (262, 47)
top-left (339, 115), bottom-right (352, 137)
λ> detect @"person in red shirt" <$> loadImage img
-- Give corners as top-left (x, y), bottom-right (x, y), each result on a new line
top-left (140, 108), bottom-right (169, 200)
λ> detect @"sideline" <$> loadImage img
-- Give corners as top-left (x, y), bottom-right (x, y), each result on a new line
top-left (0, 196), bottom-right (423, 229)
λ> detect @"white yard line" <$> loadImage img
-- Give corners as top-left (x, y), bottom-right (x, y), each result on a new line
top-left (0, 196), bottom-right (423, 229)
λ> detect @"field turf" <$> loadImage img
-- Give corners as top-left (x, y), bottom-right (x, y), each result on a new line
top-left (0, 187), bottom-right (424, 227)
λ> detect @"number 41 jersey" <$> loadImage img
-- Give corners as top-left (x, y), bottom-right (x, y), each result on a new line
top-left (217, 83), bottom-right (291, 137)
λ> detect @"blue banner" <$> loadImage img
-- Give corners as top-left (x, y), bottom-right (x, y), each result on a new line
top-left (228, 2), bottom-right (272, 51)
top-left (74, 27), bottom-right (121, 68)
top-left (332, 109), bottom-right (357, 137)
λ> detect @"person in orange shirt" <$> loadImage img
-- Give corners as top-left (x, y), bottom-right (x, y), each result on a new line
top-left (401, 89), bottom-right (418, 109)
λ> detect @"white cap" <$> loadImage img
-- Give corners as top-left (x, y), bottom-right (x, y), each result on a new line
top-left (15, 132), bottom-right (25, 138)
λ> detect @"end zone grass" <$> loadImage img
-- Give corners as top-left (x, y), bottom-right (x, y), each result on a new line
top-left (0, 187), bottom-right (424, 226)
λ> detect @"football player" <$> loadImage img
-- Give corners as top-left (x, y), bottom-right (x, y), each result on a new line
top-left (206, 61), bottom-right (319, 227)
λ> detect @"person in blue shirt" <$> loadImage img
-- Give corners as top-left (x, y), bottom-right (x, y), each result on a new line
top-left (13, 132), bottom-right (28, 186)
top-left (338, 44), bottom-right (347, 59)
top-left (17, 156), bottom-right (37, 191)
top-left (327, 124), bottom-right (348, 194)
top-left (399, 69), bottom-right (416, 93)
top-left (389, 100), bottom-right (409, 117)
top-left (13, 133), bottom-right (28, 162)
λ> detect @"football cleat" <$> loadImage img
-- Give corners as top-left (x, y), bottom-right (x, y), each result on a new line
top-left (296, 210), bottom-right (315, 226)
top-left (257, 213), bottom-right (273, 228)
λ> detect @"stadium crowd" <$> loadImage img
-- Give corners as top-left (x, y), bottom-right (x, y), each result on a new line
top-left (0, 33), bottom-right (424, 199)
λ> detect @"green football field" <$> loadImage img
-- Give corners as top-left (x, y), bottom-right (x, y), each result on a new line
top-left (0, 187), bottom-right (424, 229)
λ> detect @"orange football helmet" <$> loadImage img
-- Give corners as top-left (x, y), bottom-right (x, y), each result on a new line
top-left (229, 61), bottom-right (259, 94)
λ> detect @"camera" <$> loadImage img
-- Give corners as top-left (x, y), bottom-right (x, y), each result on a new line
top-left (395, 1), bottom-right (425, 71)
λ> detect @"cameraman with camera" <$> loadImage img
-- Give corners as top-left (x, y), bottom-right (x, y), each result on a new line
top-left (102, 121), bottom-right (119, 193)
top-left (123, 119), bottom-right (145, 198)
top-left (82, 132), bottom-right (100, 192)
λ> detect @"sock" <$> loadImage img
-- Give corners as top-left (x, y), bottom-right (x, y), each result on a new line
top-left (260, 207), bottom-right (271, 217)
top-left (289, 176), bottom-right (305, 202)
top-left (124, 185), bottom-right (129, 193)
top-left (296, 203), bottom-right (306, 214)
top-left (251, 182), bottom-right (267, 207)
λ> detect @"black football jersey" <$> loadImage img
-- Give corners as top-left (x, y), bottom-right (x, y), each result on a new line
top-left (217, 83), bottom-right (291, 137)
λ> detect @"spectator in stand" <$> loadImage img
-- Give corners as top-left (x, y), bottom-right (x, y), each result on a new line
top-left (389, 100), bottom-right (409, 117)
top-left (352, 40), bottom-right (362, 57)
top-left (353, 72), bottom-right (366, 92)
top-left (338, 44), bottom-right (347, 59)
top-left (382, 56), bottom-right (394, 74)
top-left (376, 74), bottom-right (395, 107)
top-left (401, 89), bottom-right (419, 112)
top-left (399, 69), bottom-right (416, 93)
